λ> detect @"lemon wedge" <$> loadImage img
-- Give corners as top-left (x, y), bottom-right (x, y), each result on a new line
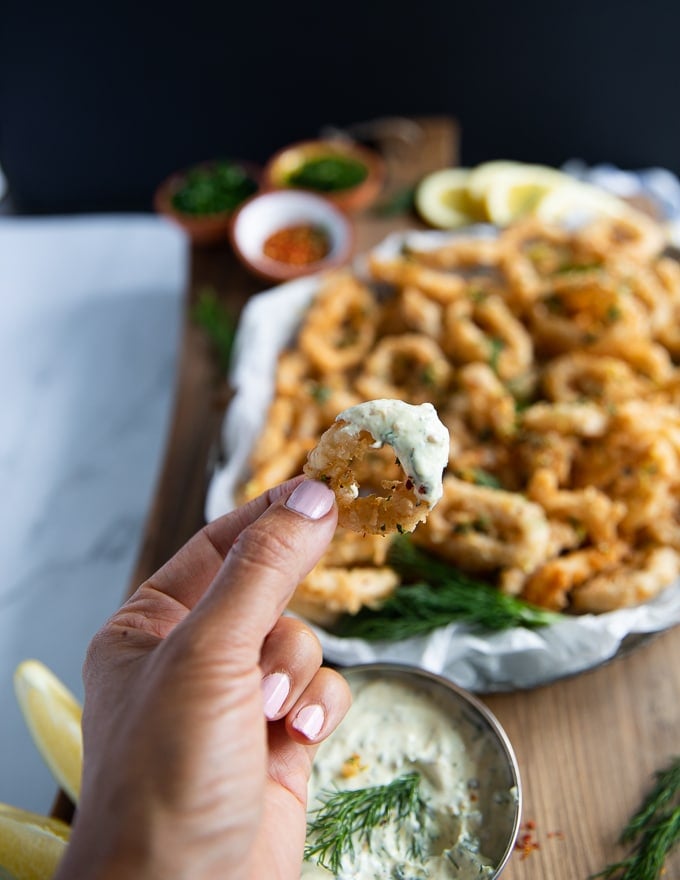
top-left (468, 161), bottom-right (571, 225)
top-left (0, 803), bottom-right (69, 880)
top-left (535, 179), bottom-right (635, 224)
top-left (13, 661), bottom-right (83, 805)
top-left (415, 168), bottom-right (481, 228)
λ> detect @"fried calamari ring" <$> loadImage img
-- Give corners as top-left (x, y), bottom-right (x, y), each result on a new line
top-left (298, 272), bottom-right (379, 373)
top-left (288, 564), bottom-right (400, 626)
top-left (368, 254), bottom-right (467, 304)
top-left (303, 399), bottom-right (449, 535)
top-left (355, 334), bottom-right (451, 404)
top-left (570, 545), bottom-right (680, 613)
top-left (442, 294), bottom-right (533, 381)
top-left (575, 213), bottom-right (666, 263)
top-left (541, 352), bottom-right (654, 405)
top-left (415, 474), bottom-right (551, 574)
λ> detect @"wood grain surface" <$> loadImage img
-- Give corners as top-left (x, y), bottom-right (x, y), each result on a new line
top-left (84, 117), bottom-right (680, 878)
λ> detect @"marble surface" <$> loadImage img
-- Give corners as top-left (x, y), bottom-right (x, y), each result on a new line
top-left (0, 215), bottom-right (187, 813)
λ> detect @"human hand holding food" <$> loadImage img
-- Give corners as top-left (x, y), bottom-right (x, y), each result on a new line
top-left (53, 476), bottom-right (351, 880)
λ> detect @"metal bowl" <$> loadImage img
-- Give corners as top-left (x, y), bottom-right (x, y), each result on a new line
top-left (308, 662), bottom-right (521, 878)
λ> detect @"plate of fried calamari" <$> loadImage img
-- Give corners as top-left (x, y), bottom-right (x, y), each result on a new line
top-left (207, 183), bottom-right (680, 692)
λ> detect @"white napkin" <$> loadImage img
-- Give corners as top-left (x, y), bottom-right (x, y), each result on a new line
top-left (0, 215), bottom-right (187, 813)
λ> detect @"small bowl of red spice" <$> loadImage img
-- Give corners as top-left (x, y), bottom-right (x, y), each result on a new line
top-left (229, 189), bottom-right (354, 282)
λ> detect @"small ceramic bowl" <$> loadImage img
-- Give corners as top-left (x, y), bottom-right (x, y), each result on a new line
top-left (229, 189), bottom-right (354, 283)
top-left (305, 663), bottom-right (521, 879)
top-left (262, 139), bottom-right (386, 213)
top-left (153, 159), bottom-right (260, 246)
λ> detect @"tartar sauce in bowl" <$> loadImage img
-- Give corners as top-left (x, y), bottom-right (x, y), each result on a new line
top-left (302, 665), bottom-right (520, 880)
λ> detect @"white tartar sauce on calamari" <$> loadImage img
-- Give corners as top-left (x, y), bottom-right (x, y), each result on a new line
top-left (302, 676), bottom-right (518, 880)
top-left (335, 399), bottom-right (449, 508)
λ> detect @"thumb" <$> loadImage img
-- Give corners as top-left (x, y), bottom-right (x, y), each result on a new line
top-left (182, 479), bottom-right (337, 665)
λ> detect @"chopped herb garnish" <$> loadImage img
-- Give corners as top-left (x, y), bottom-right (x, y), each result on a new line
top-left (489, 337), bottom-right (505, 373)
top-left (421, 363), bottom-right (438, 386)
top-left (457, 467), bottom-right (503, 489)
top-left (553, 261), bottom-right (603, 275)
top-left (288, 155), bottom-right (368, 193)
top-left (172, 161), bottom-right (257, 215)
top-left (310, 383), bottom-right (332, 403)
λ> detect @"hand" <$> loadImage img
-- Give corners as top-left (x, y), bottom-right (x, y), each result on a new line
top-left (54, 477), bottom-right (351, 880)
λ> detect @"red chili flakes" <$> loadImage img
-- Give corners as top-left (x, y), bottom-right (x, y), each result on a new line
top-left (516, 828), bottom-right (540, 861)
top-left (515, 820), bottom-right (566, 861)
top-left (262, 224), bottom-right (330, 266)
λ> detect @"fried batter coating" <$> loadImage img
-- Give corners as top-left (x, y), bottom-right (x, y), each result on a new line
top-left (298, 272), bottom-right (379, 373)
top-left (237, 211), bottom-right (680, 619)
top-left (303, 400), bottom-right (449, 535)
top-left (414, 475), bottom-right (551, 574)
top-left (355, 334), bottom-right (451, 404)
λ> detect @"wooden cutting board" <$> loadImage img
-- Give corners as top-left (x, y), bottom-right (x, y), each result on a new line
top-left (63, 117), bottom-right (680, 879)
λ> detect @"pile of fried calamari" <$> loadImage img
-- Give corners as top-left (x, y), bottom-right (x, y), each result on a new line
top-left (239, 212), bottom-right (680, 624)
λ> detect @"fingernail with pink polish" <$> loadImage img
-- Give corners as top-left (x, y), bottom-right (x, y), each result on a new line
top-left (285, 480), bottom-right (335, 520)
top-left (292, 704), bottom-right (325, 740)
top-left (261, 672), bottom-right (290, 719)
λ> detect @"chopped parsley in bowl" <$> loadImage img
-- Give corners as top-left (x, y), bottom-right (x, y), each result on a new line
top-left (154, 159), bottom-right (259, 246)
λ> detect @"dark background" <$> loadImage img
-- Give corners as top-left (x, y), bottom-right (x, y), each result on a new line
top-left (2, 0), bottom-right (678, 213)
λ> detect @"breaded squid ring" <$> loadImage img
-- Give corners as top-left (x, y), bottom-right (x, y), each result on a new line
top-left (298, 272), bottom-right (379, 373)
top-left (355, 334), bottom-right (451, 404)
top-left (288, 564), bottom-right (400, 626)
top-left (303, 399), bottom-right (449, 535)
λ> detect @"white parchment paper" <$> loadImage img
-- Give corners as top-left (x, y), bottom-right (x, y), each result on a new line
top-left (205, 170), bottom-right (680, 693)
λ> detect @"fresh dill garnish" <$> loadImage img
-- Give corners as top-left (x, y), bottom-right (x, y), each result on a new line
top-left (373, 186), bottom-right (416, 217)
top-left (191, 288), bottom-right (236, 373)
top-left (590, 756), bottom-right (680, 879)
top-left (332, 536), bottom-right (559, 640)
top-left (304, 772), bottom-right (424, 874)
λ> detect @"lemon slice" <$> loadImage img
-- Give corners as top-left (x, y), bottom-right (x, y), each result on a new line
top-left (415, 168), bottom-right (480, 228)
top-left (0, 803), bottom-right (69, 880)
top-left (468, 161), bottom-right (571, 225)
top-left (535, 179), bottom-right (635, 224)
top-left (14, 661), bottom-right (83, 805)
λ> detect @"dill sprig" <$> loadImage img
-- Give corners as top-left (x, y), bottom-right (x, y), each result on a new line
top-left (333, 536), bottom-right (559, 640)
top-left (191, 287), bottom-right (236, 373)
top-left (590, 757), bottom-right (680, 880)
top-left (304, 772), bottom-right (424, 874)
top-left (621, 757), bottom-right (680, 843)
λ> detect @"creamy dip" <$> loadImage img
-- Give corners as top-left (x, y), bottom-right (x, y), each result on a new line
top-left (335, 400), bottom-right (449, 508)
top-left (302, 674), bottom-right (518, 880)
